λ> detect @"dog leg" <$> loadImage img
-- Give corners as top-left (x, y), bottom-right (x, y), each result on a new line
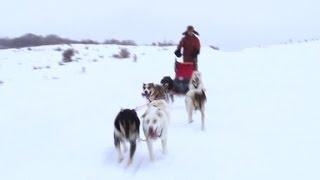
top-left (146, 139), bottom-right (154, 161)
top-left (187, 107), bottom-right (194, 123)
top-left (201, 109), bottom-right (205, 131)
top-left (165, 93), bottom-right (169, 103)
top-left (122, 141), bottom-right (128, 153)
top-left (114, 134), bottom-right (124, 162)
top-left (185, 98), bottom-right (194, 123)
top-left (170, 93), bottom-right (174, 103)
top-left (161, 139), bottom-right (167, 154)
top-left (127, 140), bottom-right (136, 166)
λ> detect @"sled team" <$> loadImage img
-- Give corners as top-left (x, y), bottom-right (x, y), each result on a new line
top-left (113, 26), bottom-right (207, 166)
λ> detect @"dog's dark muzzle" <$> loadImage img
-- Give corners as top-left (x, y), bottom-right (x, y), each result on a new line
top-left (148, 127), bottom-right (158, 139)
top-left (142, 91), bottom-right (150, 97)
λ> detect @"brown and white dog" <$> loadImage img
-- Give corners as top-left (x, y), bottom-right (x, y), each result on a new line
top-left (142, 83), bottom-right (169, 103)
top-left (141, 99), bottom-right (169, 161)
top-left (185, 71), bottom-right (207, 130)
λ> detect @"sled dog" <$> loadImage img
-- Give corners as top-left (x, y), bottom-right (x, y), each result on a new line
top-left (142, 83), bottom-right (169, 103)
top-left (160, 76), bottom-right (175, 103)
top-left (113, 109), bottom-right (140, 166)
top-left (185, 71), bottom-right (207, 130)
top-left (142, 99), bottom-right (169, 160)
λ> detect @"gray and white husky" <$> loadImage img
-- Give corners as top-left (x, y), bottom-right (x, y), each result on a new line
top-left (185, 71), bottom-right (207, 130)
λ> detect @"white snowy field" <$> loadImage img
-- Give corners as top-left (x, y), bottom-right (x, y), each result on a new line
top-left (0, 42), bottom-right (319, 180)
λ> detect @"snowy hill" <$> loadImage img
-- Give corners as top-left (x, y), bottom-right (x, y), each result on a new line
top-left (0, 42), bottom-right (319, 180)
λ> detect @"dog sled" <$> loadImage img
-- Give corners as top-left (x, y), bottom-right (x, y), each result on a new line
top-left (172, 60), bottom-right (196, 94)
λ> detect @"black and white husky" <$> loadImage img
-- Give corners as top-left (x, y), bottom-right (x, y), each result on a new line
top-left (113, 109), bottom-right (140, 166)
top-left (185, 71), bottom-right (207, 130)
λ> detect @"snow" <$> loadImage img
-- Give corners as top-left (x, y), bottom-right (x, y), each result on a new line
top-left (0, 42), bottom-right (320, 180)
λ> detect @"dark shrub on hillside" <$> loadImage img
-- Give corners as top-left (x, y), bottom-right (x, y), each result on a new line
top-left (54, 47), bottom-right (62, 51)
top-left (210, 45), bottom-right (220, 50)
top-left (62, 48), bottom-right (75, 62)
top-left (119, 48), bottom-right (130, 58)
top-left (113, 48), bottom-right (130, 59)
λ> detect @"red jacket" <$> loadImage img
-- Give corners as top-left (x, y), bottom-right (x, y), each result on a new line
top-left (177, 34), bottom-right (200, 63)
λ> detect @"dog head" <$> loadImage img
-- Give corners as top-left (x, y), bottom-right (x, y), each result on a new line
top-left (160, 76), bottom-right (174, 91)
top-left (142, 106), bottom-right (164, 140)
top-left (142, 83), bottom-right (155, 97)
top-left (114, 108), bottom-right (140, 140)
top-left (191, 71), bottom-right (202, 88)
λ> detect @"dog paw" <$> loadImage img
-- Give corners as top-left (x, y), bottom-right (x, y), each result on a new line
top-left (126, 159), bottom-right (132, 166)
top-left (150, 156), bottom-right (154, 161)
top-left (188, 120), bottom-right (194, 124)
top-left (201, 126), bottom-right (205, 131)
top-left (118, 156), bottom-right (124, 163)
top-left (162, 149), bottom-right (167, 154)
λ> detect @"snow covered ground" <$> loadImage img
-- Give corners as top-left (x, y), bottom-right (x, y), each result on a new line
top-left (0, 42), bottom-right (319, 180)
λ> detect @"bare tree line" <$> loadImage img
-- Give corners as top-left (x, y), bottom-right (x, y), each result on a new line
top-left (0, 33), bottom-right (181, 49)
top-left (0, 33), bottom-right (138, 49)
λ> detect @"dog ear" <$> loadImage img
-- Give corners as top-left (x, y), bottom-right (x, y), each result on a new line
top-left (156, 110), bottom-right (163, 118)
top-left (131, 109), bottom-right (137, 114)
top-left (120, 107), bottom-right (124, 112)
top-left (141, 112), bottom-right (147, 119)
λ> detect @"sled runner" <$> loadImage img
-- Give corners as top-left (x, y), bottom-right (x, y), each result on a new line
top-left (173, 60), bottom-right (195, 94)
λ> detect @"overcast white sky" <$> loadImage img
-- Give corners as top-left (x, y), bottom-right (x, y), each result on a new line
top-left (1, 0), bottom-right (319, 50)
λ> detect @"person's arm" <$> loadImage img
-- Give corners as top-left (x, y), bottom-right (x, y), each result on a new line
top-left (192, 38), bottom-right (201, 58)
top-left (175, 38), bottom-right (184, 57)
top-left (195, 37), bottom-right (200, 50)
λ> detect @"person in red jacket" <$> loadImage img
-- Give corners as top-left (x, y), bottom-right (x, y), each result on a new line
top-left (174, 25), bottom-right (201, 70)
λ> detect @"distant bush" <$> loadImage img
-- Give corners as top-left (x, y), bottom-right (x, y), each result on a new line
top-left (150, 41), bottom-right (176, 46)
top-left (33, 65), bottom-right (50, 70)
top-left (210, 45), bottom-right (220, 50)
top-left (157, 41), bottom-right (176, 46)
top-left (62, 48), bottom-right (75, 62)
top-left (113, 48), bottom-right (130, 59)
top-left (54, 47), bottom-right (62, 51)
